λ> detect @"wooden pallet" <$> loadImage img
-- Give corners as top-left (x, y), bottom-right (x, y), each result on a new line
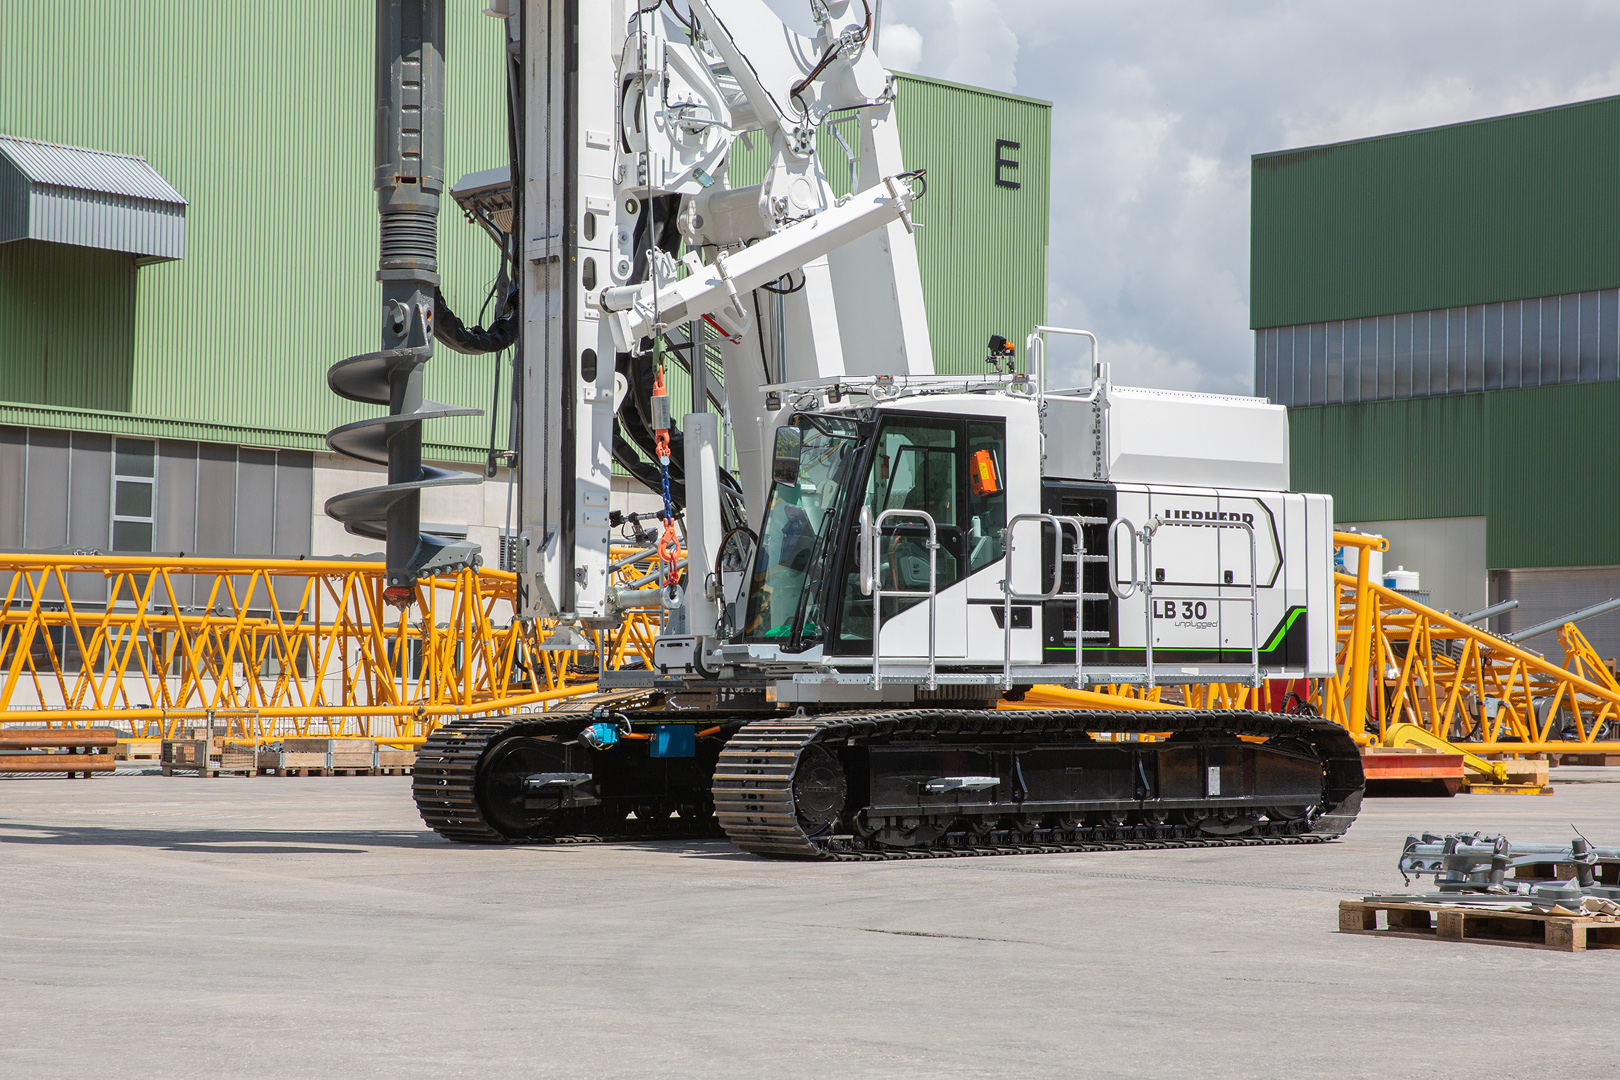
top-left (1340, 899), bottom-right (1620, 952)
top-left (115, 740), bottom-right (163, 761)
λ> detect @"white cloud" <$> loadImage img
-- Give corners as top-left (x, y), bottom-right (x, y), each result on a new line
top-left (877, 19), bottom-right (922, 73)
top-left (939, 0), bottom-right (1018, 93)
top-left (877, 0), bottom-right (1018, 91)
top-left (1095, 338), bottom-right (1208, 393)
top-left (883, 0), bottom-right (1620, 394)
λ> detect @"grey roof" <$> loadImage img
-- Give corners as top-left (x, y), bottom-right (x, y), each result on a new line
top-left (0, 135), bottom-right (187, 205)
top-left (0, 134), bottom-right (187, 260)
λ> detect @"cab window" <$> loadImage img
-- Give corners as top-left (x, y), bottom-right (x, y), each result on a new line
top-left (863, 421), bottom-right (961, 597)
top-left (831, 415), bottom-right (1008, 651)
top-left (867, 423), bottom-right (958, 528)
top-left (965, 420), bottom-right (1006, 573)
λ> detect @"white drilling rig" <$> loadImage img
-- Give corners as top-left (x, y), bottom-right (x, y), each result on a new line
top-left (332, 1), bottom-right (1362, 858)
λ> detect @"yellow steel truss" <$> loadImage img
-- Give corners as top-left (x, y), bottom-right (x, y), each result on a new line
top-left (0, 550), bottom-right (664, 742)
top-left (1316, 563), bottom-right (1620, 754)
top-left (7, 532), bottom-right (1620, 759)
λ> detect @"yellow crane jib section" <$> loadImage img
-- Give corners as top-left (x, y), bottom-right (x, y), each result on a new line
top-left (0, 551), bottom-right (665, 742)
top-left (1318, 555), bottom-right (1620, 755)
top-left (1334, 529), bottom-right (1390, 740)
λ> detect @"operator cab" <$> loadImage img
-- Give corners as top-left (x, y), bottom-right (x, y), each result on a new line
top-left (722, 372), bottom-right (1333, 696)
top-left (741, 404), bottom-right (1011, 657)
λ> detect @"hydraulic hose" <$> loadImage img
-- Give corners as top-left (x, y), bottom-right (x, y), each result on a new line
top-left (434, 286), bottom-right (520, 355)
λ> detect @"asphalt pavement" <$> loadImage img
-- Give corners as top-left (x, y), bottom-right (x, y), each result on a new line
top-left (4, 771), bottom-right (1619, 1079)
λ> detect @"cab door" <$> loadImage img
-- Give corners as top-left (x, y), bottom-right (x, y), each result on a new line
top-left (832, 415), bottom-right (970, 660)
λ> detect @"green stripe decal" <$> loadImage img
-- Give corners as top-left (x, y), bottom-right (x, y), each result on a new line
top-left (1048, 606), bottom-right (1306, 657)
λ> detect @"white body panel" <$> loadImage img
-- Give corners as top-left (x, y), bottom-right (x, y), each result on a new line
top-left (1104, 486), bottom-right (1303, 672)
top-left (875, 578), bottom-right (967, 660)
top-left (1303, 492), bottom-right (1335, 676)
top-left (682, 411), bottom-right (725, 635)
top-left (1043, 386), bottom-right (1290, 491)
top-left (827, 102), bottom-right (934, 377)
top-left (1106, 387), bottom-right (1289, 490)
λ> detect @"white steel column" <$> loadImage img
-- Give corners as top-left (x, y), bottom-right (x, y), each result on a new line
top-left (518, 0), bottom-right (614, 620)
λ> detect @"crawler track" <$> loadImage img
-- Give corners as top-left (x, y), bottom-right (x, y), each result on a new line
top-left (412, 692), bottom-right (723, 844)
top-left (712, 709), bottom-right (1363, 861)
top-left (414, 715), bottom-right (566, 843)
top-left (416, 705), bottom-right (1364, 858)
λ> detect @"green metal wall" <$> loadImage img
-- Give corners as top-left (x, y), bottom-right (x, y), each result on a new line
top-left (1252, 95), bottom-right (1620, 330)
top-left (1290, 382), bottom-right (1620, 569)
top-left (0, 240), bottom-right (135, 412)
top-left (0, 1), bottom-right (507, 461)
top-left (888, 74), bottom-right (1050, 374)
top-left (0, 13), bottom-right (1048, 463)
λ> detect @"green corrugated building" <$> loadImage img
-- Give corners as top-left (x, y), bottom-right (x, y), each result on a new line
top-left (0, 4), bottom-right (1048, 565)
top-left (1252, 95), bottom-right (1620, 656)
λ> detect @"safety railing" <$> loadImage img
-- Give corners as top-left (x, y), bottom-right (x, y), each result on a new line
top-left (1024, 325), bottom-right (1101, 399)
top-left (999, 514), bottom-right (1104, 690)
top-left (861, 506), bottom-right (940, 691)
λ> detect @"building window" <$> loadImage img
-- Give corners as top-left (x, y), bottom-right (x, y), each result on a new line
top-left (1255, 287), bottom-right (1620, 407)
top-left (112, 438), bottom-right (155, 551)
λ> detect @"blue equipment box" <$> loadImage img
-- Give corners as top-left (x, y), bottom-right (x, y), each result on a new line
top-left (649, 724), bottom-right (695, 758)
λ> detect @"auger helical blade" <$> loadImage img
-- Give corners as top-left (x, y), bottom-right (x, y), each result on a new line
top-left (323, 0), bottom-right (483, 601)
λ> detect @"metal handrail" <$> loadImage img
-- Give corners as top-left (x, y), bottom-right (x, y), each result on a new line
top-left (857, 505), bottom-right (875, 596)
top-left (999, 513), bottom-right (1098, 691)
top-left (1140, 516), bottom-right (1260, 688)
top-left (1108, 518), bottom-right (1138, 599)
top-left (1024, 325), bottom-right (1100, 401)
top-left (862, 508), bottom-right (940, 691)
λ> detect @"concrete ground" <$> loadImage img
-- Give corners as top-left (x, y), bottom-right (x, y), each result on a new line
top-left (4, 773), bottom-right (1620, 1080)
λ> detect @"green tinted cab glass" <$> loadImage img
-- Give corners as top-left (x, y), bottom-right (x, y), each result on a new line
top-left (742, 414), bottom-right (861, 646)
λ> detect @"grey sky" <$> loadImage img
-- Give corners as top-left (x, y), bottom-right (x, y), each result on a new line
top-left (873, 1), bottom-right (1620, 393)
